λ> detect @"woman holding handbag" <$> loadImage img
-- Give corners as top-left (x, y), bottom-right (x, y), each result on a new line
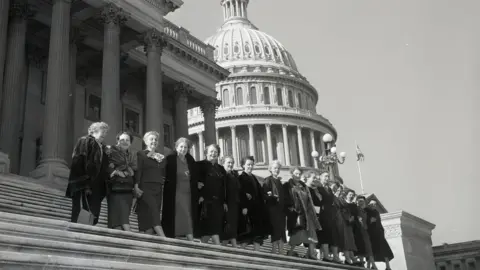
top-left (105, 131), bottom-right (137, 231)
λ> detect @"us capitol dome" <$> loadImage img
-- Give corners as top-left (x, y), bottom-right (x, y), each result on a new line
top-left (188, 0), bottom-right (338, 178)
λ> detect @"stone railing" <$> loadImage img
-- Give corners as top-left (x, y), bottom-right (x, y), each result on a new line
top-left (163, 19), bottom-right (214, 59)
top-left (187, 105), bottom-right (333, 125)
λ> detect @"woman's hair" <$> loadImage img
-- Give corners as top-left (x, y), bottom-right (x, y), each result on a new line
top-left (268, 160), bottom-right (282, 171)
top-left (317, 169), bottom-right (329, 176)
top-left (174, 137), bottom-right (192, 150)
top-left (240, 156), bottom-right (255, 169)
top-left (220, 155), bottom-right (234, 165)
top-left (303, 170), bottom-right (317, 179)
top-left (88, 122), bottom-right (109, 135)
top-left (345, 189), bottom-right (356, 196)
top-left (116, 131), bottom-right (134, 143)
top-left (331, 182), bottom-right (343, 193)
top-left (143, 131), bottom-right (160, 143)
top-left (204, 144), bottom-right (220, 155)
top-left (289, 166), bottom-right (302, 175)
top-left (356, 195), bottom-right (366, 201)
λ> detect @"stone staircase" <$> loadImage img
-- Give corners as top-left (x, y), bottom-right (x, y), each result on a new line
top-left (0, 174), bottom-right (360, 269)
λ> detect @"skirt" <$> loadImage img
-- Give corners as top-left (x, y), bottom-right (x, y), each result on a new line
top-left (266, 204), bottom-right (286, 242)
top-left (198, 200), bottom-right (224, 236)
top-left (136, 183), bottom-right (163, 232)
top-left (221, 203), bottom-right (239, 240)
top-left (107, 192), bottom-right (133, 228)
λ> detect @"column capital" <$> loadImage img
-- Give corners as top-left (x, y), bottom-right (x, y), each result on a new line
top-left (230, 125), bottom-right (236, 131)
top-left (265, 123), bottom-right (271, 128)
top-left (200, 97), bottom-right (221, 115)
top-left (248, 124), bottom-right (254, 129)
top-left (142, 28), bottom-right (167, 54)
top-left (282, 124), bottom-right (289, 129)
top-left (297, 125), bottom-right (303, 130)
top-left (197, 131), bottom-right (204, 136)
top-left (174, 82), bottom-right (192, 101)
top-left (100, 3), bottom-right (129, 26)
top-left (9, 1), bottom-right (35, 20)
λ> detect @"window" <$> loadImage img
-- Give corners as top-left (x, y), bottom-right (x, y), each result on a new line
top-left (288, 90), bottom-right (294, 107)
top-left (439, 266), bottom-right (446, 270)
top-left (124, 107), bottom-right (140, 135)
top-left (86, 94), bottom-right (101, 121)
top-left (244, 42), bottom-right (251, 53)
top-left (164, 124), bottom-right (171, 147)
top-left (271, 135), bottom-right (278, 160)
top-left (223, 43), bottom-right (229, 55)
top-left (222, 89), bottom-right (230, 107)
top-left (276, 88), bottom-right (283, 106)
top-left (263, 87), bottom-right (270, 105)
top-left (264, 45), bottom-right (270, 55)
top-left (254, 43), bottom-right (261, 54)
top-left (297, 93), bottom-right (302, 109)
top-left (234, 42), bottom-right (240, 54)
top-left (235, 87), bottom-right (243, 105)
top-left (468, 261), bottom-right (476, 270)
top-left (249, 87), bottom-right (257, 104)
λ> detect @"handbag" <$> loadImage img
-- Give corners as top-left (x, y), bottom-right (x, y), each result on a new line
top-left (238, 215), bottom-right (252, 237)
top-left (77, 193), bottom-right (95, 225)
top-left (110, 175), bottom-right (134, 192)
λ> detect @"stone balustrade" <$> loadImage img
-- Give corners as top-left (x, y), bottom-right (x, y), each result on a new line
top-left (163, 19), bottom-right (215, 60)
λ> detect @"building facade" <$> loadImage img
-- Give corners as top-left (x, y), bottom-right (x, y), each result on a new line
top-left (434, 241), bottom-right (480, 270)
top-left (188, 0), bottom-right (338, 178)
top-left (0, 0), bottom-right (228, 189)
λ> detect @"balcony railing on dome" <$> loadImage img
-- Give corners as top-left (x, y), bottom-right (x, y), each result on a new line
top-left (187, 105), bottom-right (332, 125)
top-left (163, 19), bottom-right (215, 59)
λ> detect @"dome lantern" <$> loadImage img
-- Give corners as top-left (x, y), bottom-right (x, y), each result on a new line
top-left (221, 0), bottom-right (249, 22)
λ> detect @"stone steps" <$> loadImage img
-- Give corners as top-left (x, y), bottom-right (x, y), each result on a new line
top-left (0, 174), bottom-right (359, 269)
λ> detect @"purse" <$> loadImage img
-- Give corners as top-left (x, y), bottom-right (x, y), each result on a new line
top-left (110, 175), bottom-right (134, 192)
top-left (77, 193), bottom-right (95, 225)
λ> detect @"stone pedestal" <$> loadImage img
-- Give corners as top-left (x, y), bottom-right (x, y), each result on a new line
top-left (0, 152), bottom-right (10, 173)
top-left (380, 211), bottom-right (436, 270)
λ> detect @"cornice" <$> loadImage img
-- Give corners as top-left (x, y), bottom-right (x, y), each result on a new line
top-left (382, 211), bottom-right (436, 231)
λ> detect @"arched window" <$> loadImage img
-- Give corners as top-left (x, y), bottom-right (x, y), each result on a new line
top-left (254, 43), bottom-right (261, 54)
top-left (223, 43), bottom-right (229, 56)
top-left (297, 93), bottom-right (302, 109)
top-left (234, 42), bottom-right (240, 54)
top-left (249, 87), bottom-right (257, 104)
top-left (288, 90), bottom-right (294, 107)
top-left (276, 88), bottom-right (283, 106)
top-left (222, 89), bottom-right (230, 107)
top-left (235, 87), bottom-right (243, 106)
top-left (263, 87), bottom-right (270, 105)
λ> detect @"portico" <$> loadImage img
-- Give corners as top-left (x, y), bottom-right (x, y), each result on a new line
top-left (0, 0), bottom-right (228, 190)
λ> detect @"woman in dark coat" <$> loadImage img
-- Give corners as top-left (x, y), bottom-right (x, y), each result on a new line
top-left (263, 160), bottom-right (286, 254)
top-left (134, 131), bottom-right (166, 236)
top-left (315, 170), bottom-right (340, 262)
top-left (366, 200), bottom-right (394, 270)
top-left (356, 196), bottom-right (375, 269)
top-left (66, 122), bottom-right (109, 226)
top-left (237, 156), bottom-right (268, 252)
top-left (285, 168), bottom-right (322, 259)
top-left (332, 183), bottom-right (357, 265)
top-left (162, 137), bottom-right (198, 241)
top-left (345, 189), bottom-right (366, 266)
top-left (220, 155), bottom-right (240, 247)
top-left (105, 131), bottom-right (137, 231)
top-left (196, 144), bottom-right (227, 245)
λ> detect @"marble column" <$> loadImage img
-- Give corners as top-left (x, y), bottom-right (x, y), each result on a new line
top-left (297, 126), bottom-right (305, 167)
top-left (230, 126), bottom-right (238, 163)
top-left (65, 27), bottom-right (84, 164)
top-left (198, 132), bottom-right (205, 160)
top-left (282, 124), bottom-right (291, 166)
top-left (174, 82), bottom-right (190, 139)
top-left (201, 98), bottom-right (219, 145)
top-left (30, 0), bottom-right (72, 188)
top-left (143, 28), bottom-right (166, 150)
top-left (265, 124), bottom-right (273, 162)
top-left (0, 2), bottom-right (33, 173)
top-left (310, 130), bottom-right (318, 168)
top-left (248, 124), bottom-right (255, 156)
top-left (100, 3), bottom-right (128, 144)
top-left (0, 0), bottom-right (11, 109)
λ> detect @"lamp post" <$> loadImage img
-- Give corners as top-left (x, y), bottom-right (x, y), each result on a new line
top-left (311, 133), bottom-right (346, 184)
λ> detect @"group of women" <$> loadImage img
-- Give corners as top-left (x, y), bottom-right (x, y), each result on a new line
top-left (65, 121), bottom-right (393, 270)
